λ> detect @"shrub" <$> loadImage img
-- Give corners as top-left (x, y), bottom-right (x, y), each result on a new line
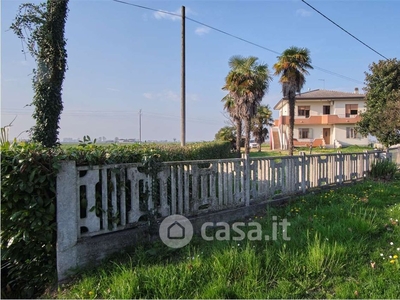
top-left (1, 139), bottom-right (232, 298)
top-left (369, 159), bottom-right (398, 180)
top-left (1, 142), bottom-right (60, 298)
top-left (60, 139), bottom-right (233, 166)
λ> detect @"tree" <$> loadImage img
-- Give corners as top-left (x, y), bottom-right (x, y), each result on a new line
top-left (11, 0), bottom-right (69, 147)
top-left (357, 59), bottom-right (400, 148)
top-left (223, 56), bottom-right (272, 155)
top-left (251, 105), bottom-right (274, 152)
top-left (221, 95), bottom-right (242, 157)
top-left (215, 126), bottom-right (236, 149)
top-left (273, 47), bottom-right (313, 156)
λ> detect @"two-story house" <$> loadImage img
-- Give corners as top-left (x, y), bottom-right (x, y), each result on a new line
top-left (270, 89), bottom-right (369, 150)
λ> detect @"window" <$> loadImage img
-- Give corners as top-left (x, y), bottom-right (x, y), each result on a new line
top-left (346, 127), bottom-right (361, 139)
top-left (299, 128), bottom-right (311, 139)
top-left (323, 105), bottom-right (331, 115)
top-left (345, 104), bottom-right (358, 117)
top-left (298, 106), bottom-right (310, 118)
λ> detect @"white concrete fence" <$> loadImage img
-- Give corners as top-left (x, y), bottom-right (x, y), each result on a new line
top-left (56, 150), bottom-right (398, 280)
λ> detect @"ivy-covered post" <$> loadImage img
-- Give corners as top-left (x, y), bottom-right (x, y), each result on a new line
top-left (11, 0), bottom-right (69, 147)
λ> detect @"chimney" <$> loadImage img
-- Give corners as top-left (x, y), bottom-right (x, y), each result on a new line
top-left (354, 87), bottom-right (359, 94)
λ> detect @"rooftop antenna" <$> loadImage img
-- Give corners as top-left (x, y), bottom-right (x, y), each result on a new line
top-left (318, 79), bottom-right (325, 90)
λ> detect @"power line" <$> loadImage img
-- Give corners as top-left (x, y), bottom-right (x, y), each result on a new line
top-left (113, 0), bottom-right (181, 18)
top-left (112, 0), bottom-right (363, 84)
top-left (185, 17), bottom-right (281, 55)
top-left (1, 108), bottom-right (222, 124)
top-left (301, 0), bottom-right (388, 60)
top-left (313, 66), bottom-right (362, 84)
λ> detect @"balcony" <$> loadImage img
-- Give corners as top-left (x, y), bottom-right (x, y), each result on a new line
top-left (274, 114), bottom-right (361, 126)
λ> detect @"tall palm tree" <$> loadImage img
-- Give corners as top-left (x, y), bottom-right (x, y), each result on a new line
top-left (273, 47), bottom-right (313, 156)
top-left (221, 95), bottom-right (242, 157)
top-left (251, 105), bottom-right (274, 152)
top-left (223, 56), bottom-right (272, 155)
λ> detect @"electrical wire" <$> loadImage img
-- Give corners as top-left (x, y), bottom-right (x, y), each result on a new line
top-left (112, 0), bottom-right (364, 84)
top-left (113, 0), bottom-right (181, 18)
top-left (185, 16), bottom-right (281, 55)
top-left (1, 108), bottom-right (222, 124)
top-left (301, 0), bottom-right (388, 60)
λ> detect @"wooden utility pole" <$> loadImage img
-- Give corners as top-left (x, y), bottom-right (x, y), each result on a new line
top-left (181, 6), bottom-right (186, 146)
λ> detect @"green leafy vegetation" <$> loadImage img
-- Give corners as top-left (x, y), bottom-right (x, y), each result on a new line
top-left (221, 94), bottom-right (242, 158)
top-left (251, 105), bottom-right (274, 152)
top-left (0, 139), bottom-right (232, 298)
top-left (248, 145), bottom-right (374, 157)
top-left (214, 126), bottom-right (236, 148)
top-left (10, 0), bottom-right (69, 147)
top-left (53, 176), bottom-right (400, 299)
top-left (273, 46), bottom-right (313, 156)
top-left (370, 159), bottom-right (398, 180)
top-left (1, 142), bottom-right (60, 298)
top-left (357, 59), bottom-right (400, 147)
top-left (222, 55), bottom-right (272, 155)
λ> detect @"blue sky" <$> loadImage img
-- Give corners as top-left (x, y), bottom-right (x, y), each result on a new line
top-left (2, 0), bottom-right (399, 142)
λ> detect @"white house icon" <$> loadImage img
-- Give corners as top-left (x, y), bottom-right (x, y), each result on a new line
top-left (167, 221), bottom-right (185, 239)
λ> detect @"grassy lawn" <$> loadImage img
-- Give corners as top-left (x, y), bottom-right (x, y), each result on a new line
top-left (54, 176), bottom-right (400, 299)
top-left (249, 145), bottom-right (374, 157)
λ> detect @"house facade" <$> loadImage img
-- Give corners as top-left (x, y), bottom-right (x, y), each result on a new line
top-left (270, 89), bottom-right (369, 150)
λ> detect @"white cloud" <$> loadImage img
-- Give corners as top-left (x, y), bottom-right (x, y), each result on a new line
top-left (296, 8), bottom-right (312, 17)
top-left (153, 7), bottom-right (194, 21)
top-left (153, 8), bottom-right (181, 21)
top-left (188, 94), bottom-right (200, 102)
top-left (143, 92), bottom-right (154, 100)
top-left (107, 87), bottom-right (120, 92)
top-left (164, 90), bottom-right (180, 102)
top-left (143, 90), bottom-right (179, 102)
top-left (194, 26), bottom-right (210, 36)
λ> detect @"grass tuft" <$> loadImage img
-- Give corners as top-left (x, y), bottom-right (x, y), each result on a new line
top-left (53, 175), bottom-right (400, 299)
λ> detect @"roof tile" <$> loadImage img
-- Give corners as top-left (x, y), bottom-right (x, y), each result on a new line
top-left (292, 89), bottom-right (364, 99)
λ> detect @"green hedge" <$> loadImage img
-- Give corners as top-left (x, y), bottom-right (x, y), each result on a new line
top-left (1, 140), bottom-right (232, 298)
top-left (1, 143), bottom-right (60, 298)
top-left (61, 140), bottom-right (233, 166)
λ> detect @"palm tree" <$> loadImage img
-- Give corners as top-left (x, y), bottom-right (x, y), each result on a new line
top-left (223, 56), bottom-right (272, 155)
top-left (215, 126), bottom-right (235, 142)
top-left (221, 95), bottom-right (242, 157)
top-left (273, 47), bottom-right (313, 156)
top-left (251, 105), bottom-right (274, 152)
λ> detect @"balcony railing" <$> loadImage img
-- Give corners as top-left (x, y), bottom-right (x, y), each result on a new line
top-left (274, 114), bottom-right (361, 126)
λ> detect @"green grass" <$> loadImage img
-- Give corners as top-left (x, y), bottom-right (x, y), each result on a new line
top-left (249, 145), bottom-right (374, 157)
top-left (53, 176), bottom-right (400, 299)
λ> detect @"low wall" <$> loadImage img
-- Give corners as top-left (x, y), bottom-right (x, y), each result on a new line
top-left (56, 151), bottom-right (387, 280)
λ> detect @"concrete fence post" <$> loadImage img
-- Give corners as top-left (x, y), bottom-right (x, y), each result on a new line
top-left (363, 150), bottom-right (370, 177)
top-left (300, 152), bottom-right (306, 193)
top-left (244, 154), bottom-right (250, 206)
top-left (396, 147), bottom-right (400, 166)
top-left (337, 152), bottom-right (343, 184)
top-left (56, 161), bottom-right (78, 281)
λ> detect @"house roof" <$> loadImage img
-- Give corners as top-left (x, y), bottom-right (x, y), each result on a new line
top-left (273, 89), bottom-right (365, 110)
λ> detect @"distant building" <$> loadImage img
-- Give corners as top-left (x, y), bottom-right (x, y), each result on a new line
top-left (63, 138), bottom-right (75, 143)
